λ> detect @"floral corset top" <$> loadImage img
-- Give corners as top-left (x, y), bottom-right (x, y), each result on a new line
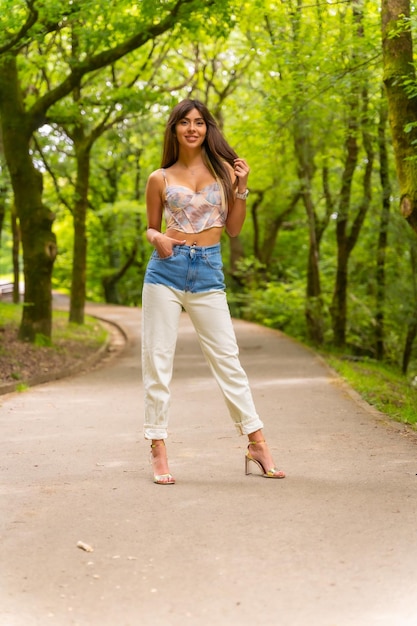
top-left (161, 169), bottom-right (227, 234)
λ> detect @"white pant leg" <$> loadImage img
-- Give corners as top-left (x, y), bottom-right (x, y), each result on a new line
top-left (142, 284), bottom-right (183, 440)
top-left (184, 290), bottom-right (264, 435)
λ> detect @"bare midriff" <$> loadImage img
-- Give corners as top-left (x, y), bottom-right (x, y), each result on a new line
top-left (166, 227), bottom-right (223, 247)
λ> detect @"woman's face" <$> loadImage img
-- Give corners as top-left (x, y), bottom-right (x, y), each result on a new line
top-left (175, 108), bottom-right (207, 149)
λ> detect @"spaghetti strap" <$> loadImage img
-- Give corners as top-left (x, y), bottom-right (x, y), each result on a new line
top-left (160, 168), bottom-right (168, 187)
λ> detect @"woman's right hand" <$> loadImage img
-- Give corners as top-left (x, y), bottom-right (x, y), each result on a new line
top-left (152, 232), bottom-right (186, 258)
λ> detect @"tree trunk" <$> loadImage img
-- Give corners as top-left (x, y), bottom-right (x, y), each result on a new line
top-left (102, 240), bottom-right (139, 304)
top-left (256, 191), bottom-right (301, 267)
top-left (251, 191), bottom-right (264, 261)
top-left (69, 141), bottom-right (91, 324)
top-left (0, 55), bottom-right (56, 341)
top-left (0, 126), bottom-right (6, 243)
top-left (11, 208), bottom-right (20, 304)
top-left (331, 86), bottom-right (374, 349)
top-left (375, 95), bottom-right (392, 360)
top-left (402, 235), bottom-right (417, 373)
top-left (294, 119), bottom-right (324, 345)
top-left (331, 101), bottom-right (359, 348)
top-left (0, 184), bottom-right (5, 244)
top-left (381, 0), bottom-right (417, 234)
top-left (402, 318), bottom-right (417, 375)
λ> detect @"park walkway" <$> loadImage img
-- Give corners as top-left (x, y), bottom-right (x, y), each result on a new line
top-left (0, 302), bottom-right (416, 626)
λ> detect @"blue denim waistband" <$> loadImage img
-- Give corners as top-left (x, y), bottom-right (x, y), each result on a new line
top-left (172, 243), bottom-right (221, 257)
top-left (143, 242), bottom-right (225, 293)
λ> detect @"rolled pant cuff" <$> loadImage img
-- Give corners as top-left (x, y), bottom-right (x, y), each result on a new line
top-left (235, 417), bottom-right (265, 436)
top-left (144, 427), bottom-right (168, 441)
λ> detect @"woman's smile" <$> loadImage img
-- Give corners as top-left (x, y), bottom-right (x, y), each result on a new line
top-left (176, 108), bottom-right (207, 147)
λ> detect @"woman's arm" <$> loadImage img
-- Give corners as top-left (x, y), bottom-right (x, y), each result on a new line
top-left (146, 170), bottom-right (164, 243)
top-left (146, 170), bottom-right (185, 257)
top-left (225, 158), bottom-right (250, 238)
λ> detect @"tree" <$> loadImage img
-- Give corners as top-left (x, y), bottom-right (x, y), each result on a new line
top-left (330, 2), bottom-right (375, 348)
top-left (0, 0), bottom-right (221, 340)
top-left (286, 1), bottom-right (329, 345)
top-left (2, 0), bottom-right (413, 373)
top-left (381, 0), bottom-right (417, 234)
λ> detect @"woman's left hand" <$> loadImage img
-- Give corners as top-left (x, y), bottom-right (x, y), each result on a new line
top-left (234, 158), bottom-right (250, 186)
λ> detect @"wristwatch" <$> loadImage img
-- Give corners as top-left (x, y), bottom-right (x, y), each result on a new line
top-left (236, 189), bottom-right (249, 200)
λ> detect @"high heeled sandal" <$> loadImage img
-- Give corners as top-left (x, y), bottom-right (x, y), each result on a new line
top-left (245, 440), bottom-right (285, 479)
top-left (150, 441), bottom-right (176, 485)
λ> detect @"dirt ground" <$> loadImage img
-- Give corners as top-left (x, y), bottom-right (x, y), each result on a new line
top-left (0, 312), bottom-right (124, 395)
top-left (0, 324), bottom-right (102, 385)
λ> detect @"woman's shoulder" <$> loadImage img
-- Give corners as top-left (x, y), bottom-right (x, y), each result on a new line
top-left (146, 169), bottom-right (167, 199)
top-left (147, 168), bottom-right (166, 186)
top-left (148, 167), bottom-right (165, 178)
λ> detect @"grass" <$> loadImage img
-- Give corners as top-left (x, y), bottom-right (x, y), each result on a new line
top-left (52, 314), bottom-right (108, 347)
top-left (321, 353), bottom-right (417, 428)
top-left (0, 302), bottom-right (108, 347)
top-left (0, 302), bottom-right (21, 323)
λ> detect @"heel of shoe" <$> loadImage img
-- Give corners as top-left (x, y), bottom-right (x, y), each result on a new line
top-left (245, 440), bottom-right (286, 479)
top-left (245, 450), bottom-right (263, 476)
top-left (245, 453), bottom-right (251, 475)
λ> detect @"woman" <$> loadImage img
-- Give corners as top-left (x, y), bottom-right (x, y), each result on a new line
top-left (142, 98), bottom-right (285, 484)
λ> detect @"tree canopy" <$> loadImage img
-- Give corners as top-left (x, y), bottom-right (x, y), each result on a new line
top-left (1, 0), bottom-right (417, 378)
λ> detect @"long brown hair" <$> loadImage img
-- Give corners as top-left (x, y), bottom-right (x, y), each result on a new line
top-left (161, 99), bottom-right (238, 206)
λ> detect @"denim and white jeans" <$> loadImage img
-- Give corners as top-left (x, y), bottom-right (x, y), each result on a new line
top-left (142, 243), bottom-right (264, 440)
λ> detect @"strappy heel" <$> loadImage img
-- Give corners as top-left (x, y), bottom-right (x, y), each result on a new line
top-left (150, 441), bottom-right (176, 485)
top-left (245, 440), bottom-right (285, 479)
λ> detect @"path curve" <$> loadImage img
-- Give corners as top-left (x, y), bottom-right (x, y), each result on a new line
top-left (1, 302), bottom-right (416, 626)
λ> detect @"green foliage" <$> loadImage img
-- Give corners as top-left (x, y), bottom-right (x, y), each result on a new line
top-left (325, 354), bottom-right (417, 427)
top-left (243, 281), bottom-right (307, 337)
top-left (2, 0), bottom-right (417, 420)
top-left (228, 256), bottom-right (308, 337)
top-left (86, 199), bottom-right (146, 303)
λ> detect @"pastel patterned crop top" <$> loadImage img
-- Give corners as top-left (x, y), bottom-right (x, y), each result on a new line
top-left (161, 169), bottom-right (227, 234)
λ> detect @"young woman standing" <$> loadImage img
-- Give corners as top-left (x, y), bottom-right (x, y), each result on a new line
top-left (142, 99), bottom-right (285, 484)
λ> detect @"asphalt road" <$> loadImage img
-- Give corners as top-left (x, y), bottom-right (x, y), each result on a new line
top-left (1, 302), bottom-right (416, 626)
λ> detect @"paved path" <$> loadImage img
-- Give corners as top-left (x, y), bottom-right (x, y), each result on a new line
top-left (0, 303), bottom-right (416, 626)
